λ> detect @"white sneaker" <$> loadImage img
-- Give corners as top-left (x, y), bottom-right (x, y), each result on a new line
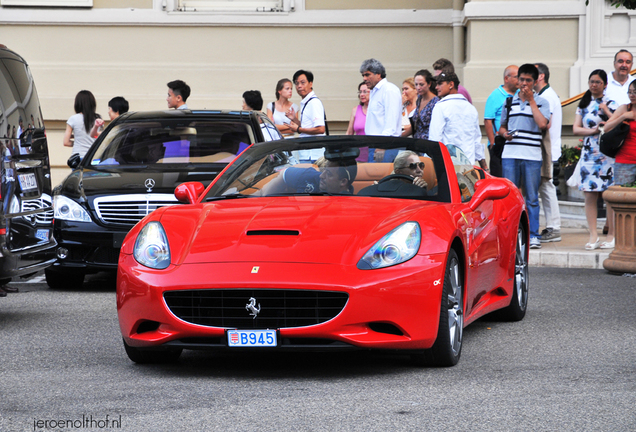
top-left (530, 237), bottom-right (541, 249)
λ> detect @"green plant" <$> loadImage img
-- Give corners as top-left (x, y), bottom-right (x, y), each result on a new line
top-left (560, 144), bottom-right (581, 167)
top-left (586, 0), bottom-right (636, 9)
top-left (622, 179), bottom-right (636, 187)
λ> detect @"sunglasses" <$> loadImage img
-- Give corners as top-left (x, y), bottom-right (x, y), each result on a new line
top-left (402, 162), bottom-right (425, 170)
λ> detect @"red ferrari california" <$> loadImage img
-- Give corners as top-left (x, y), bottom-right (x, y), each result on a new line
top-left (117, 136), bottom-right (529, 366)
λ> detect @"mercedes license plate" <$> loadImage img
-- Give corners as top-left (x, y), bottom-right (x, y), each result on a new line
top-left (36, 229), bottom-right (49, 241)
top-left (227, 329), bottom-right (277, 347)
top-left (18, 173), bottom-right (37, 191)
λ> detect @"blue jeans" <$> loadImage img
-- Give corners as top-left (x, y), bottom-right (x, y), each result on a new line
top-left (502, 158), bottom-right (542, 238)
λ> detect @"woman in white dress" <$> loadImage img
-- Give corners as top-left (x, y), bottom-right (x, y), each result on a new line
top-left (572, 69), bottom-right (617, 250)
top-left (267, 78), bottom-right (299, 138)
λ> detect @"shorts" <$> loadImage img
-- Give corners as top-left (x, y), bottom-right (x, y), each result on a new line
top-left (613, 162), bottom-right (636, 186)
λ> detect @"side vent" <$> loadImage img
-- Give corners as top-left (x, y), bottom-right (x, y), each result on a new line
top-left (369, 322), bottom-right (404, 336)
top-left (136, 320), bottom-right (160, 334)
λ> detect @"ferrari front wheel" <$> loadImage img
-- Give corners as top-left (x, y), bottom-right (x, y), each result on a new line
top-left (497, 223), bottom-right (529, 321)
top-left (123, 339), bottom-right (182, 364)
top-left (412, 248), bottom-right (464, 367)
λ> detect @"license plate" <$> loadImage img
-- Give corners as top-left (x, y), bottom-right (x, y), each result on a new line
top-left (36, 229), bottom-right (49, 241)
top-left (18, 173), bottom-right (37, 191)
top-left (227, 329), bottom-right (277, 347)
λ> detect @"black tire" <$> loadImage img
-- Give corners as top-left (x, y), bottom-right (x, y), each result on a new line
top-left (496, 223), bottom-right (529, 321)
top-left (123, 339), bottom-right (182, 364)
top-left (412, 249), bottom-right (464, 367)
top-left (45, 268), bottom-right (85, 289)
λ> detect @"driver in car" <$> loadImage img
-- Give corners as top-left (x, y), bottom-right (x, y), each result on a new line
top-left (262, 159), bottom-right (357, 195)
top-left (392, 151), bottom-right (428, 188)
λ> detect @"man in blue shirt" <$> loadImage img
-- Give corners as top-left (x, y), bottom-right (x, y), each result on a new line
top-left (484, 65), bottom-right (518, 177)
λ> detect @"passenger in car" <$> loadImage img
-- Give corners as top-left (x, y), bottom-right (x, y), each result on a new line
top-left (260, 160), bottom-right (357, 195)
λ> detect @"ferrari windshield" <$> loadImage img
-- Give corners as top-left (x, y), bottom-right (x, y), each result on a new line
top-left (88, 120), bottom-right (259, 167)
top-left (205, 137), bottom-right (456, 202)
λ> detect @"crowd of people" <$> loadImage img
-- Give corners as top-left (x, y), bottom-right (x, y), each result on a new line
top-left (4, 50), bottom-right (635, 296)
top-left (60, 51), bottom-right (636, 251)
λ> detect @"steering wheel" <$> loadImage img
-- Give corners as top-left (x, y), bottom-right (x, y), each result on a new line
top-left (378, 174), bottom-right (416, 184)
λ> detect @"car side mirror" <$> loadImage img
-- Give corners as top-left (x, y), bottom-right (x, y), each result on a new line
top-left (469, 179), bottom-right (510, 211)
top-left (175, 181), bottom-right (205, 204)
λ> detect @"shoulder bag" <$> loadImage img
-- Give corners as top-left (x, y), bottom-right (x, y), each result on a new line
top-left (491, 97), bottom-right (513, 159)
top-left (599, 121), bottom-right (630, 158)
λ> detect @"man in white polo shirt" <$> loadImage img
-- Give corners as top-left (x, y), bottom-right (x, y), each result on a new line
top-left (287, 69), bottom-right (326, 163)
top-left (360, 58), bottom-right (402, 162)
top-left (429, 72), bottom-right (487, 170)
top-left (605, 49), bottom-right (635, 106)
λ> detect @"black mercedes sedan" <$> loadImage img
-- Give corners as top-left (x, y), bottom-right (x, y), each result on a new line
top-left (47, 109), bottom-right (282, 288)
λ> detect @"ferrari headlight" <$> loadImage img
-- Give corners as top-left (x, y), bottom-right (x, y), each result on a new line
top-left (358, 222), bottom-right (421, 270)
top-left (54, 195), bottom-right (92, 222)
top-left (134, 221), bottom-right (171, 269)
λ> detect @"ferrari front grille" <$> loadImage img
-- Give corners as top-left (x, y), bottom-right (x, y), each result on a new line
top-left (94, 194), bottom-right (178, 226)
top-left (163, 289), bottom-right (349, 329)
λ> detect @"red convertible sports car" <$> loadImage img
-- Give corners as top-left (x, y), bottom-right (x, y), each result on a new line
top-left (117, 136), bottom-right (529, 367)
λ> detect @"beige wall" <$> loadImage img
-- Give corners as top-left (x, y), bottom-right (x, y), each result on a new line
top-left (464, 18), bottom-right (579, 123)
top-left (93, 0), bottom-right (152, 8)
top-left (306, 0), bottom-right (452, 9)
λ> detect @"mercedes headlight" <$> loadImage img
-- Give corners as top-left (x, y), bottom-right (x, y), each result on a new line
top-left (54, 195), bottom-right (92, 222)
top-left (133, 222), bottom-right (171, 269)
top-left (358, 222), bottom-right (421, 270)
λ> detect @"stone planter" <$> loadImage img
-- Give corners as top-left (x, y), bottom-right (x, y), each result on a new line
top-left (602, 186), bottom-right (636, 273)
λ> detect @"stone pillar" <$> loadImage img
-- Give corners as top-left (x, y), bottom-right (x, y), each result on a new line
top-left (602, 186), bottom-right (636, 274)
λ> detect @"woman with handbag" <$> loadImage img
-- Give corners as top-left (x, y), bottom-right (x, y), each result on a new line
top-left (604, 79), bottom-right (636, 191)
top-left (573, 70), bottom-right (618, 250)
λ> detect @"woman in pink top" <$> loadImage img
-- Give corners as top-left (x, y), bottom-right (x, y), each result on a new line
top-left (346, 82), bottom-right (369, 161)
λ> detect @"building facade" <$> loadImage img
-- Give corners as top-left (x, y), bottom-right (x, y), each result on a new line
top-left (0, 0), bottom-right (633, 183)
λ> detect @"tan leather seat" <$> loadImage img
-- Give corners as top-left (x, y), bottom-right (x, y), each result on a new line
top-left (352, 163), bottom-right (393, 194)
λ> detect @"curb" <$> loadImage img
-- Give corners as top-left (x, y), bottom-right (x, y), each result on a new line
top-left (529, 250), bottom-right (610, 270)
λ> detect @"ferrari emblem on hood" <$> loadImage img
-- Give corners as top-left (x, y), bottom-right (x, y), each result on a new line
top-left (246, 297), bottom-right (261, 319)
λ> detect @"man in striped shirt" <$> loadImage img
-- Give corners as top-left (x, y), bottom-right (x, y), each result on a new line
top-left (499, 64), bottom-right (551, 250)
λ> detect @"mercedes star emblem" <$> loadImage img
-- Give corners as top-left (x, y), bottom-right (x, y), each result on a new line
top-left (144, 178), bottom-right (155, 192)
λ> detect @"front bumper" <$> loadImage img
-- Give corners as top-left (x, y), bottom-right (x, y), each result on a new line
top-left (52, 220), bottom-right (130, 273)
top-left (117, 253), bottom-right (447, 351)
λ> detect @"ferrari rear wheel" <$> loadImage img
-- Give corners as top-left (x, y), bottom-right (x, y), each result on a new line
top-left (123, 339), bottom-right (182, 364)
top-left (412, 248), bottom-right (464, 367)
top-left (496, 223), bottom-right (529, 321)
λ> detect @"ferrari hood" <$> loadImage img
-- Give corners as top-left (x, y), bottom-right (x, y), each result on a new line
top-left (162, 197), bottom-right (440, 266)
